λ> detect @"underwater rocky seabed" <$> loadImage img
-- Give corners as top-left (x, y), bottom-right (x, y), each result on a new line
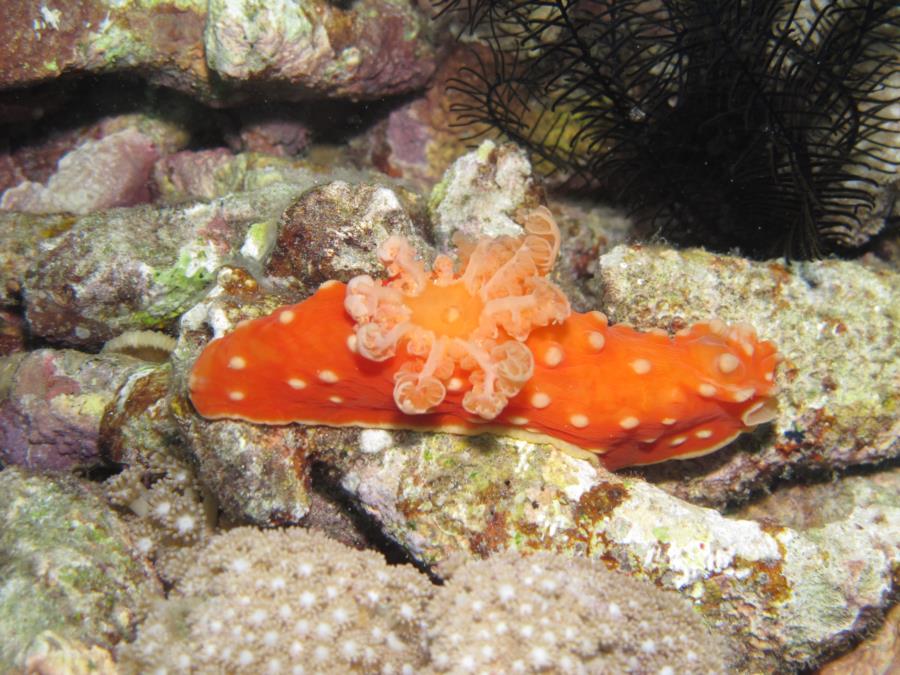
top-left (0, 1), bottom-right (898, 674)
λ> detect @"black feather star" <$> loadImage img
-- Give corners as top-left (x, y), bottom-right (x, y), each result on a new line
top-left (438, 0), bottom-right (899, 259)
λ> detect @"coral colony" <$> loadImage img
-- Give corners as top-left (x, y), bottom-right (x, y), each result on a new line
top-left (189, 208), bottom-right (779, 470)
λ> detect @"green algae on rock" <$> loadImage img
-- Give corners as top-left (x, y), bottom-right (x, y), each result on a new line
top-left (0, 468), bottom-right (162, 672)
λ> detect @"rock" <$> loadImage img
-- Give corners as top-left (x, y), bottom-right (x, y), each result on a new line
top-left (172, 277), bottom-right (317, 526)
top-left (1, 129), bottom-right (159, 214)
top-left (0, 349), bottom-right (153, 471)
top-left (0, 0), bottom-right (434, 105)
top-left (819, 601), bottom-right (900, 675)
top-left (23, 632), bottom-right (118, 675)
top-left (357, 43), bottom-right (483, 191)
top-left (266, 181), bottom-right (430, 289)
top-left (0, 211), bottom-right (75, 308)
top-left (0, 468), bottom-right (162, 672)
top-left (428, 140), bottom-right (545, 247)
top-left (593, 245), bottom-right (900, 507)
top-left (327, 429), bottom-right (899, 672)
top-left (21, 183), bottom-right (305, 348)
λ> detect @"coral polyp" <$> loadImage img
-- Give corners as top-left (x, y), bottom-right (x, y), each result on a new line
top-left (441, 0), bottom-right (900, 259)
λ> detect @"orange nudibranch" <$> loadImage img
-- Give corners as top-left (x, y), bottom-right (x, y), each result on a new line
top-left (189, 207), bottom-right (779, 470)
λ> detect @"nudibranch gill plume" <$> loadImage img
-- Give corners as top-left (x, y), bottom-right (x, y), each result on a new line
top-left (189, 207), bottom-right (779, 470)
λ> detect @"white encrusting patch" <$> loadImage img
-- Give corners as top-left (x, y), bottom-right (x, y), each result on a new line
top-left (732, 387), bottom-right (755, 402)
top-left (288, 378), bottom-right (307, 390)
top-left (329, 396), bottom-right (343, 404)
top-left (630, 358), bottom-right (651, 374)
top-left (228, 390), bottom-right (245, 401)
top-left (587, 331), bottom-right (605, 350)
top-left (543, 345), bottom-right (564, 367)
top-left (359, 429), bottom-right (393, 454)
top-left (670, 435), bottom-right (687, 446)
top-left (619, 416), bottom-right (640, 430)
top-left (569, 414), bottom-right (589, 428)
top-left (279, 310), bottom-right (295, 325)
top-left (531, 392), bottom-right (551, 409)
top-left (318, 370), bottom-right (339, 383)
top-left (228, 355), bottom-right (246, 370)
top-left (698, 383), bottom-right (717, 397)
top-left (696, 429), bottom-right (713, 439)
top-left (717, 353), bottom-right (740, 374)
top-left (662, 417), bottom-right (677, 425)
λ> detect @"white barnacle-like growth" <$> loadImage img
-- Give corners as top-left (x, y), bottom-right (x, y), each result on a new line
top-left (344, 206), bottom-right (570, 420)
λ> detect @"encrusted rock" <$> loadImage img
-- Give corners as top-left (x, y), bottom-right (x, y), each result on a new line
top-left (0, 129), bottom-right (158, 214)
top-left (329, 430), bottom-right (899, 671)
top-left (428, 140), bottom-right (545, 247)
top-left (0, 0), bottom-right (434, 105)
top-left (22, 183), bottom-right (305, 348)
top-left (0, 468), bottom-right (162, 673)
top-left (267, 181), bottom-right (430, 289)
top-left (0, 349), bottom-right (154, 471)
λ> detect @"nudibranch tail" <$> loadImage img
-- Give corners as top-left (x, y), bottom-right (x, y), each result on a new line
top-left (189, 207), bottom-right (779, 470)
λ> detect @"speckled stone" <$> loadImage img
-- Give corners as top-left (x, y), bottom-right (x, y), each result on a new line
top-left (0, 0), bottom-right (434, 105)
top-left (22, 183), bottom-right (304, 349)
top-left (0, 468), bottom-right (161, 672)
top-left (266, 181), bottom-right (430, 290)
top-left (0, 349), bottom-right (154, 471)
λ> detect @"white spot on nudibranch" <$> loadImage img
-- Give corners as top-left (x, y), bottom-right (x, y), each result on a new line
top-left (698, 383), bottom-right (717, 397)
top-left (543, 345), bottom-right (564, 367)
top-left (318, 370), bottom-right (339, 383)
top-left (695, 429), bottom-right (713, 439)
top-left (288, 378), bottom-right (307, 390)
top-left (630, 358), bottom-right (651, 374)
top-left (717, 353), bottom-right (740, 374)
top-left (447, 377), bottom-right (464, 392)
top-left (229, 390), bottom-right (245, 401)
top-left (228, 355), bottom-right (246, 370)
top-left (619, 416), bottom-right (640, 430)
top-left (329, 396), bottom-right (343, 404)
top-left (732, 387), bottom-right (755, 402)
top-left (670, 436), bottom-right (687, 447)
top-left (587, 331), bottom-right (605, 350)
top-left (531, 392), bottom-right (551, 409)
top-left (569, 414), bottom-right (589, 428)
top-left (662, 417), bottom-right (677, 425)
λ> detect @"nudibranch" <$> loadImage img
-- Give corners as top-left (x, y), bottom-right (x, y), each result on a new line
top-left (189, 207), bottom-right (779, 470)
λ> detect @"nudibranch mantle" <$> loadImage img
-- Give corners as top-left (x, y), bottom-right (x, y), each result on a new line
top-left (189, 207), bottom-right (779, 470)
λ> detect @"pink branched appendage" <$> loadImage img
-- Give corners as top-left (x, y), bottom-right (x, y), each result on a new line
top-left (343, 206), bottom-right (570, 420)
